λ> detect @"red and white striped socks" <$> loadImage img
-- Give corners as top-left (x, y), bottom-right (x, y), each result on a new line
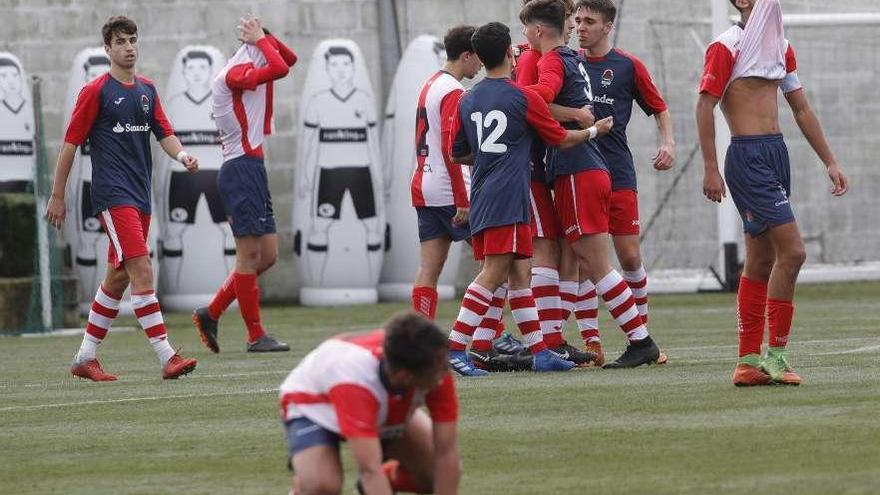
top-left (76, 285), bottom-right (121, 362)
top-left (132, 290), bottom-right (176, 365)
top-left (449, 283), bottom-right (493, 351)
top-left (623, 266), bottom-right (649, 325)
top-left (411, 286), bottom-right (439, 320)
top-left (508, 288), bottom-right (547, 353)
top-left (559, 279), bottom-right (578, 329)
top-left (471, 284), bottom-right (507, 352)
top-left (596, 271), bottom-right (649, 342)
top-left (531, 267), bottom-right (564, 348)
top-left (576, 279), bottom-right (600, 344)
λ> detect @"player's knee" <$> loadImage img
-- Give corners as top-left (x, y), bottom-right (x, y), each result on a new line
top-left (126, 258), bottom-right (153, 287)
top-left (617, 252), bottom-right (642, 271)
top-left (259, 253), bottom-right (277, 273)
top-left (298, 476), bottom-right (342, 495)
top-left (780, 244), bottom-right (806, 270)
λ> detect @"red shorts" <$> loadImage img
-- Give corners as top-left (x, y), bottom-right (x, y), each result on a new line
top-left (529, 180), bottom-right (560, 240)
top-left (97, 206), bottom-right (151, 269)
top-left (609, 189), bottom-right (640, 236)
top-left (472, 224), bottom-right (533, 261)
top-left (554, 170), bottom-right (611, 242)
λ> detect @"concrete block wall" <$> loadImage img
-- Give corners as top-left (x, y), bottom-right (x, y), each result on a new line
top-left (1, 0), bottom-right (877, 301)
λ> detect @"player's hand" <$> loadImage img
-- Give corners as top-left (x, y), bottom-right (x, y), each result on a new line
top-left (452, 207), bottom-right (469, 226)
top-left (238, 16), bottom-right (266, 45)
top-left (594, 116), bottom-right (613, 137)
top-left (827, 163), bottom-right (848, 196)
top-left (45, 195), bottom-right (66, 230)
top-left (652, 142), bottom-right (675, 171)
top-left (703, 168), bottom-right (726, 203)
top-left (574, 105), bottom-right (595, 129)
top-left (182, 154), bottom-right (199, 173)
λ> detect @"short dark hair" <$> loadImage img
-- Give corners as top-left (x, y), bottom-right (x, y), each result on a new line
top-left (524, 0), bottom-right (575, 15)
top-left (729, 0), bottom-right (743, 12)
top-left (470, 22), bottom-right (511, 71)
top-left (183, 50), bottom-right (212, 66)
top-left (575, 0), bottom-right (617, 22)
top-left (324, 46), bottom-right (354, 62)
top-left (102, 16), bottom-right (138, 46)
top-left (443, 25), bottom-right (477, 61)
top-left (383, 313), bottom-right (448, 373)
top-left (520, 0), bottom-right (567, 34)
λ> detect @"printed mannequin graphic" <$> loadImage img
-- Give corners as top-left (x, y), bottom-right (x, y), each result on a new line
top-left (156, 46), bottom-right (233, 309)
top-left (0, 53), bottom-right (35, 192)
top-left (294, 40), bottom-right (385, 305)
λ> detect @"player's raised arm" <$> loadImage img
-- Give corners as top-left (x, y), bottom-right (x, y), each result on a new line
top-left (784, 88), bottom-right (848, 196)
top-left (225, 17), bottom-right (290, 90)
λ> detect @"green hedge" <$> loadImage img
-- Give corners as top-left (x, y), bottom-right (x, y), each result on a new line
top-left (0, 193), bottom-right (36, 277)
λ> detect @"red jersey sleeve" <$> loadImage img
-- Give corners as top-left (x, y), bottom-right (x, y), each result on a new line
top-left (623, 51), bottom-right (668, 116)
top-left (150, 89), bottom-right (174, 140)
top-left (514, 47), bottom-right (541, 86)
top-left (785, 42), bottom-right (797, 73)
top-left (267, 34), bottom-right (298, 67)
top-left (526, 50), bottom-right (565, 103)
top-left (439, 89), bottom-right (469, 208)
top-left (63, 80), bottom-right (102, 146)
top-left (698, 41), bottom-right (734, 98)
top-left (225, 37), bottom-right (290, 90)
top-left (328, 383), bottom-right (381, 438)
top-left (521, 86), bottom-right (567, 147)
top-left (425, 373), bottom-right (458, 423)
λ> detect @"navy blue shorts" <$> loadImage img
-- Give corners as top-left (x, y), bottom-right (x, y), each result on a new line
top-left (284, 417), bottom-right (341, 459)
top-left (417, 206), bottom-right (470, 243)
top-left (217, 155), bottom-right (276, 237)
top-left (724, 134), bottom-right (795, 237)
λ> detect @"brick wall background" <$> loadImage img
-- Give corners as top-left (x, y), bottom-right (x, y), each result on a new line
top-left (1, 0), bottom-right (877, 301)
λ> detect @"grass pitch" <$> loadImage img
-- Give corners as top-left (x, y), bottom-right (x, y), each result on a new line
top-left (1, 282), bottom-right (879, 494)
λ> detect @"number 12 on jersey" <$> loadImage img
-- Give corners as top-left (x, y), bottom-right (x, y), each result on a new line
top-left (470, 110), bottom-right (508, 153)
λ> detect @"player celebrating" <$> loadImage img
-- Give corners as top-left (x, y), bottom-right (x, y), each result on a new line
top-left (446, 21), bottom-right (612, 376)
top-left (280, 313), bottom-right (460, 495)
top-left (573, 0), bottom-right (674, 365)
top-left (520, 0), bottom-right (663, 368)
top-left (46, 16), bottom-right (198, 381)
top-left (697, 0), bottom-right (847, 386)
top-left (410, 25), bottom-right (482, 321)
top-left (192, 16), bottom-right (297, 353)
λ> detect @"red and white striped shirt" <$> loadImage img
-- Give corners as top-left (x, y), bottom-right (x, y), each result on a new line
top-left (411, 71), bottom-right (470, 208)
top-left (278, 329), bottom-right (458, 439)
top-left (212, 35), bottom-right (296, 161)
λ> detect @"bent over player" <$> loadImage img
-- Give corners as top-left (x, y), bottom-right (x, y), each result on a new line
top-left (193, 16), bottom-right (297, 353)
top-left (446, 21), bottom-right (611, 376)
top-left (696, 0), bottom-right (848, 386)
top-left (410, 25), bottom-right (482, 320)
top-left (280, 313), bottom-right (460, 495)
top-left (46, 16), bottom-right (198, 381)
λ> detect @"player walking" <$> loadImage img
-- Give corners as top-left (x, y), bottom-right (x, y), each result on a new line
top-left (697, 0), bottom-right (847, 386)
top-left (192, 16), bottom-right (298, 353)
top-left (46, 16), bottom-right (198, 381)
top-left (410, 25), bottom-right (482, 321)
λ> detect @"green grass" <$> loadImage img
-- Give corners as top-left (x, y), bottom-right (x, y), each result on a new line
top-left (1, 282), bottom-right (879, 494)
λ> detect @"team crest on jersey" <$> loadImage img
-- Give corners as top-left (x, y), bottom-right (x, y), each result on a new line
top-left (601, 69), bottom-right (614, 87)
top-left (141, 94), bottom-right (150, 114)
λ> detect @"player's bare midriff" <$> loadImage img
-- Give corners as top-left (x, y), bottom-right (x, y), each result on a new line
top-left (720, 77), bottom-right (781, 137)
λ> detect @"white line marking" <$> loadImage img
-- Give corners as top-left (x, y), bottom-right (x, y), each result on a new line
top-left (0, 388), bottom-right (279, 413)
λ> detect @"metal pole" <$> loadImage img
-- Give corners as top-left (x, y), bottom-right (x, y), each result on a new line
top-left (378, 0), bottom-right (402, 102)
top-left (711, 0), bottom-right (739, 290)
top-left (32, 76), bottom-right (52, 330)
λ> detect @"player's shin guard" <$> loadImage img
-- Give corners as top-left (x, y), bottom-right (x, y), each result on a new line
top-left (207, 272), bottom-right (236, 321)
top-left (234, 272), bottom-right (266, 344)
top-left (576, 280), bottom-right (600, 343)
top-left (737, 276), bottom-right (768, 357)
top-left (449, 282), bottom-right (493, 351)
top-left (77, 285), bottom-right (122, 362)
top-left (132, 290), bottom-right (175, 365)
top-left (508, 288), bottom-right (547, 353)
top-left (411, 285), bottom-right (438, 320)
top-left (767, 299), bottom-right (794, 349)
top-left (532, 266), bottom-right (564, 348)
top-left (472, 284), bottom-right (507, 352)
top-left (623, 266), bottom-right (649, 325)
top-left (595, 271), bottom-right (649, 342)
